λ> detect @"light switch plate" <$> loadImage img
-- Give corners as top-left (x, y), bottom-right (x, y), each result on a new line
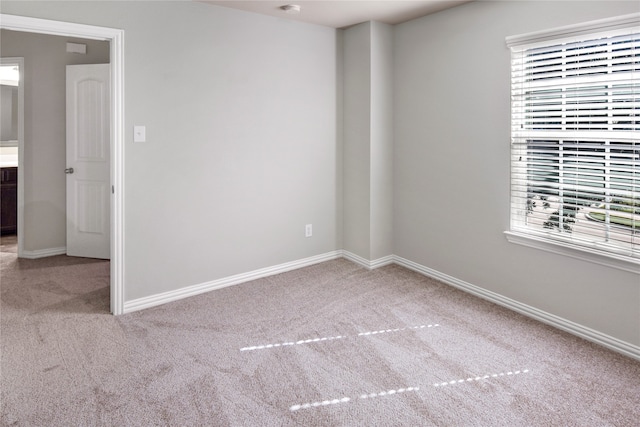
top-left (133, 125), bottom-right (146, 142)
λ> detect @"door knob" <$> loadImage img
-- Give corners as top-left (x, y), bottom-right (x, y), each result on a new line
top-left (65, 167), bottom-right (74, 174)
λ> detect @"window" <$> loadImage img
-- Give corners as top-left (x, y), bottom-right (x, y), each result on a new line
top-left (506, 14), bottom-right (639, 271)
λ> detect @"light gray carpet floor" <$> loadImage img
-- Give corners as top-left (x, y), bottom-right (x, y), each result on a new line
top-left (2, 238), bottom-right (639, 426)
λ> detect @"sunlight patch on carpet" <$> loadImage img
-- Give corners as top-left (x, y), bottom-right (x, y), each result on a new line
top-left (290, 387), bottom-right (420, 412)
top-left (289, 369), bottom-right (531, 412)
top-left (240, 324), bottom-right (440, 352)
top-left (433, 369), bottom-right (530, 387)
top-left (240, 335), bottom-right (346, 351)
top-left (358, 324), bottom-right (439, 336)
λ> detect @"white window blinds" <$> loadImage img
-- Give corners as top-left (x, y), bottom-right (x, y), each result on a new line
top-left (507, 15), bottom-right (639, 262)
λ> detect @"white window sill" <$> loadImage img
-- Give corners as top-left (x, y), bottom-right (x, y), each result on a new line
top-left (504, 230), bottom-right (640, 274)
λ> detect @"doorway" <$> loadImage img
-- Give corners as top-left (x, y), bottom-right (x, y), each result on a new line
top-left (0, 58), bottom-right (22, 240)
top-left (0, 14), bottom-right (125, 315)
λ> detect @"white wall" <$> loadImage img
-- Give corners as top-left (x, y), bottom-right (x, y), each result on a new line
top-left (394, 1), bottom-right (640, 346)
top-left (1, 1), bottom-right (340, 301)
top-left (342, 21), bottom-right (394, 262)
top-left (370, 22), bottom-right (394, 261)
top-left (0, 30), bottom-right (110, 251)
top-left (343, 23), bottom-right (372, 258)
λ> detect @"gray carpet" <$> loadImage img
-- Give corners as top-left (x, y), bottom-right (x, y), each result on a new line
top-left (2, 236), bottom-right (639, 426)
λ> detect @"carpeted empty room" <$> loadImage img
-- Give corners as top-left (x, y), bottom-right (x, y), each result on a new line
top-left (2, 1), bottom-right (639, 424)
top-left (1, 236), bottom-right (639, 426)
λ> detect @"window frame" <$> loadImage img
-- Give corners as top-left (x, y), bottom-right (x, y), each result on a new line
top-left (505, 13), bottom-right (640, 274)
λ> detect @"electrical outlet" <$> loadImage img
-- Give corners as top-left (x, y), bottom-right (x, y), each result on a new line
top-left (305, 224), bottom-right (312, 237)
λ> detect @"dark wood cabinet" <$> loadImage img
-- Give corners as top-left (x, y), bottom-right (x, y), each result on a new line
top-left (1, 167), bottom-right (18, 235)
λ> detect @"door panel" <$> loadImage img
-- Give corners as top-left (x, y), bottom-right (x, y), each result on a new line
top-left (75, 180), bottom-right (108, 234)
top-left (66, 64), bottom-right (110, 259)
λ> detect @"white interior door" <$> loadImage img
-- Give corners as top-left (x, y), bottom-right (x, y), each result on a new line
top-left (66, 64), bottom-right (110, 259)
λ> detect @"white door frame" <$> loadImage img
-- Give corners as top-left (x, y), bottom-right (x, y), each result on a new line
top-left (0, 14), bottom-right (125, 315)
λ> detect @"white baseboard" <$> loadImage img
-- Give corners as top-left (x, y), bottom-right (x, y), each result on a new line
top-left (21, 247), bottom-right (66, 259)
top-left (342, 250), bottom-right (394, 270)
top-left (120, 246), bottom-right (639, 361)
top-left (123, 250), bottom-right (343, 314)
top-left (393, 255), bottom-right (640, 362)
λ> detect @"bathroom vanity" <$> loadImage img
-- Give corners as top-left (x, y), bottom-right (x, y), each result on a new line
top-left (1, 166), bottom-right (17, 235)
